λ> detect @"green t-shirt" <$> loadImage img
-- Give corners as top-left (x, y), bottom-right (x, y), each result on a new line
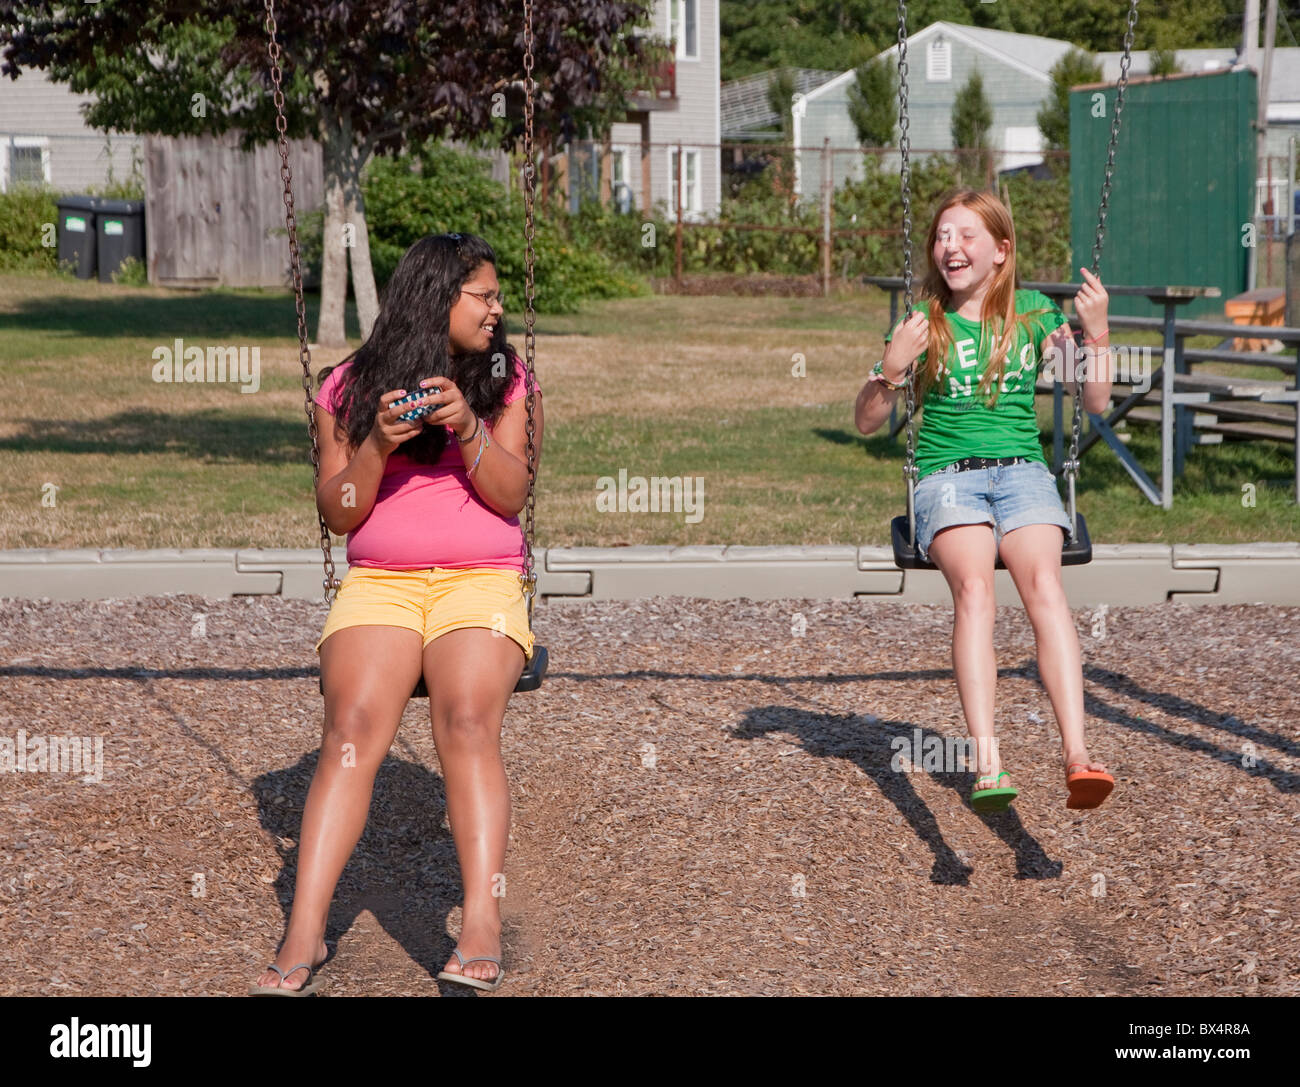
top-left (885, 289), bottom-right (1067, 479)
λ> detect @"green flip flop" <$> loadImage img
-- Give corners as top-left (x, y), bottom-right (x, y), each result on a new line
top-left (970, 770), bottom-right (1018, 812)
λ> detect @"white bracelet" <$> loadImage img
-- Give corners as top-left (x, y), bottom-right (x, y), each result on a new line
top-left (466, 425), bottom-right (491, 477)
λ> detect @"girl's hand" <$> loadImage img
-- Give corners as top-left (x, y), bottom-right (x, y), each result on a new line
top-left (883, 310), bottom-right (929, 379)
top-left (369, 387), bottom-right (436, 456)
top-left (1075, 267), bottom-right (1109, 340)
top-left (415, 376), bottom-right (476, 440)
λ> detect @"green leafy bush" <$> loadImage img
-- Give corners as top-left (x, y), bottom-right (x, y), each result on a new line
top-left (0, 187), bottom-right (59, 273)
top-left (306, 141), bottom-right (1075, 302)
top-left (359, 141), bottom-right (646, 313)
top-left (111, 255), bottom-right (149, 286)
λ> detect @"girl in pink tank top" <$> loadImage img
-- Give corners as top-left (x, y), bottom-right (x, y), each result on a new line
top-left (250, 234), bottom-right (543, 996)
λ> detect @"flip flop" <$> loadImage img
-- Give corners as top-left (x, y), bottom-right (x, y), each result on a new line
top-left (1066, 763), bottom-right (1114, 809)
top-left (248, 961), bottom-right (325, 997)
top-left (970, 770), bottom-right (1018, 812)
top-left (437, 948), bottom-right (505, 992)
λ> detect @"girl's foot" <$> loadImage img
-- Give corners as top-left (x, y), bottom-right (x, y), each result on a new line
top-left (252, 935), bottom-right (330, 992)
top-left (974, 768), bottom-right (1011, 793)
top-left (973, 749), bottom-right (1010, 793)
top-left (1064, 751), bottom-right (1114, 809)
top-left (441, 915), bottom-right (502, 984)
top-left (1064, 748), bottom-right (1109, 781)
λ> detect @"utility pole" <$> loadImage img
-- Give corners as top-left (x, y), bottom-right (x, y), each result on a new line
top-left (1247, 0), bottom-right (1279, 288)
top-left (1260, 0), bottom-right (1278, 180)
top-left (1244, 0), bottom-right (1260, 71)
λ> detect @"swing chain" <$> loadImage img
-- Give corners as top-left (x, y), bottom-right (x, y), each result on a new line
top-left (520, 0), bottom-right (539, 617)
top-left (1090, 0), bottom-right (1140, 279)
top-left (264, 0), bottom-right (338, 605)
top-left (896, 0), bottom-right (919, 511)
top-left (1071, 0), bottom-right (1140, 489)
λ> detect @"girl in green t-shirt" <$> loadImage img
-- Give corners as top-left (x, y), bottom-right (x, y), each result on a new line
top-left (856, 187), bottom-right (1115, 812)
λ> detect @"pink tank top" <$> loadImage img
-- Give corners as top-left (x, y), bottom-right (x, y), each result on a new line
top-left (314, 354), bottom-right (540, 572)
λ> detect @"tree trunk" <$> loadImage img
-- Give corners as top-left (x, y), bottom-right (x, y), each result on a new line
top-left (317, 120), bottom-right (350, 347)
top-left (316, 117), bottom-right (379, 345)
top-left (346, 189), bottom-right (379, 339)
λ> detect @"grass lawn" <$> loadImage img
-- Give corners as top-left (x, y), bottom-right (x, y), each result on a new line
top-left (1, 271), bottom-right (1296, 551)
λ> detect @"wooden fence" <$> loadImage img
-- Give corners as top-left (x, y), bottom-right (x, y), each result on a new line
top-left (143, 132), bottom-right (323, 288)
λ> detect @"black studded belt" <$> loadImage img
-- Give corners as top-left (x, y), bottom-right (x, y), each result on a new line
top-left (945, 455), bottom-right (1034, 473)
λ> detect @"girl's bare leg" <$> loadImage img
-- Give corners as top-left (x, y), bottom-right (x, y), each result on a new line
top-left (998, 525), bottom-right (1107, 777)
top-left (930, 524), bottom-right (1004, 789)
top-left (424, 627), bottom-right (524, 984)
top-left (252, 624), bottom-right (422, 991)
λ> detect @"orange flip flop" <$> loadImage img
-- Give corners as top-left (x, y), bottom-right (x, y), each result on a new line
top-left (1066, 763), bottom-right (1114, 809)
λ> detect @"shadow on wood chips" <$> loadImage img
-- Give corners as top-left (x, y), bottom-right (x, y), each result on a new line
top-left (0, 594), bottom-right (1296, 996)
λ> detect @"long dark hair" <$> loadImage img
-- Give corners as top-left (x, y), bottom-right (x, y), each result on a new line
top-left (320, 233), bottom-right (515, 464)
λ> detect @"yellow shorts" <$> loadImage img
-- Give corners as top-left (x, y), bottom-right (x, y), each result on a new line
top-left (315, 565), bottom-right (535, 661)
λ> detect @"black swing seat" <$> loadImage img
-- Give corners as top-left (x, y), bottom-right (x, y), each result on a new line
top-left (890, 514), bottom-right (1091, 571)
top-left (318, 644), bottom-right (548, 698)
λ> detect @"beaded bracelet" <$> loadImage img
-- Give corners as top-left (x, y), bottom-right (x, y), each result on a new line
top-left (870, 359), bottom-right (910, 392)
top-left (466, 425), bottom-right (491, 477)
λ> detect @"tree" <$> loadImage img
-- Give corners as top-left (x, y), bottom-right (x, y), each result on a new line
top-left (846, 56), bottom-right (897, 148)
top-left (766, 68), bottom-right (797, 142)
top-left (1037, 48), bottom-right (1104, 153)
top-left (951, 69), bottom-right (993, 184)
top-left (0, 0), bottom-right (655, 345)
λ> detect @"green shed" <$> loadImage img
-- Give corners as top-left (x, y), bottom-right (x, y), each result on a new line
top-left (1069, 68), bottom-right (1255, 319)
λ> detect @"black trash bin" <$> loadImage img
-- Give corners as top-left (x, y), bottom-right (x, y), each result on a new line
top-left (95, 199), bottom-right (146, 283)
top-left (55, 195), bottom-right (100, 279)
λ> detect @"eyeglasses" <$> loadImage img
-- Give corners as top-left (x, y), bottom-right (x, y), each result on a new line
top-left (460, 288), bottom-right (505, 309)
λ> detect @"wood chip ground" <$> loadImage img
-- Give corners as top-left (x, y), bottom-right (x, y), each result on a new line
top-left (1, 595), bottom-right (1296, 996)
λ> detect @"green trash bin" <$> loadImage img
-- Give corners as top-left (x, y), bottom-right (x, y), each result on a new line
top-left (95, 199), bottom-right (146, 283)
top-left (56, 195), bottom-right (100, 279)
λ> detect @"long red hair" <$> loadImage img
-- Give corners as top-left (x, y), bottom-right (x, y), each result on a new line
top-left (916, 188), bottom-right (1035, 404)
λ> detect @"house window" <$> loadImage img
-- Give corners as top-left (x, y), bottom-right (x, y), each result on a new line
top-left (610, 146), bottom-right (634, 214)
top-left (671, 0), bottom-right (699, 60)
top-left (6, 138), bottom-right (49, 190)
top-left (927, 39), bottom-right (952, 82)
top-left (669, 147), bottom-right (701, 217)
top-left (1002, 126), bottom-right (1044, 173)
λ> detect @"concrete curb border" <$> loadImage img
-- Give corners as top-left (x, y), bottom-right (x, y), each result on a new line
top-left (2, 544), bottom-right (1298, 606)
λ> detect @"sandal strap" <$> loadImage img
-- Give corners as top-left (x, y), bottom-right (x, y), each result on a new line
top-left (267, 963), bottom-right (313, 983)
top-left (449, 948), bottom-right (501, 973)
top-left (974, 771), bottom-right (1008, 784)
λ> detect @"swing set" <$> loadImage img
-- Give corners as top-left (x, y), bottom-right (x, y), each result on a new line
top-left (887, 0), bottom-right (1141, 572)
top-left (263, 0), bottom-right (548, 698)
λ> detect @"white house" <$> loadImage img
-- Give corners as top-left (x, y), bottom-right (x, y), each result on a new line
top-left (601, 0), bottom-right (722, 220)
top-left (0, 67), bottom-right (141, 192)
top-left (792, 22), bottom-right (1075, 198)
top-left (790, 21), bottom-right (1300, 204)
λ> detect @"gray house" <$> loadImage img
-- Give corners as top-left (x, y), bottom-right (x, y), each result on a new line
top-left (792, 21), bottom-right (1075, 198)
top-left (0, 67), bottom-right (140, 192)
top-left (602, 0), bottom-right (722, 219)
top-left (791, 20), bottom-right (1300, 214)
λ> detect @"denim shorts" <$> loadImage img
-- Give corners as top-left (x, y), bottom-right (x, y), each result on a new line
top-left (913, 459), bottom-right (1072, 563)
